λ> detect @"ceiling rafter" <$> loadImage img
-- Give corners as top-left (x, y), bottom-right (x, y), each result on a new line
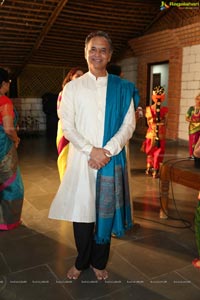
top-left (11, 0), bottom-right (69, 76)
top-left (1, 0), bottom-right (199, 77)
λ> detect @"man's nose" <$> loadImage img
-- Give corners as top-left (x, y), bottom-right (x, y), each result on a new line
top-left (95, 49), bottom-right (102, 56)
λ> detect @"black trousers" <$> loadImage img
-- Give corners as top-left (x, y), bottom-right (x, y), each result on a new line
top-left (73, 222), bottom-right (110, 271)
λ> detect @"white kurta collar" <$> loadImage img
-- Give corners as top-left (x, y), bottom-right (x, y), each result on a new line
top-left (88, 71), bottom-right (108, 86)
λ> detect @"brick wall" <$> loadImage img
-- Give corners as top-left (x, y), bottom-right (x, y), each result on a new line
top-left (128, 23), bottom-right (200, 141)
top-left (179, 44), bottom-right (200, 140)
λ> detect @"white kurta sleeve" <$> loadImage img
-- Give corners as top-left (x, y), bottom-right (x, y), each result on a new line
top-left (104, 100), bottom-right (135, 156)
top-left (59, 83), bottom-right (93, 156)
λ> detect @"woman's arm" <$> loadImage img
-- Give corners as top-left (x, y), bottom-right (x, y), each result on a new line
top-left (185, 106), bottom-right (193, 122)
top-left (3, 115), bottom-right (20, 148)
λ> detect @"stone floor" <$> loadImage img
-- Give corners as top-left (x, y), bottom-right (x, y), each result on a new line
top-left (0, 135), bottom-right (200, 300)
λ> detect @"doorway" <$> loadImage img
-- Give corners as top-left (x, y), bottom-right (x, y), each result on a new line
top-left (147, 61), bottom-right (169, 106)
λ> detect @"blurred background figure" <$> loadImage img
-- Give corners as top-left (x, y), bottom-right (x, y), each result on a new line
top-left (57, 67), bottom-right (84, 181)
top-left (0, 68), bottom-right (24, 230)
top-left (42, 92), bottom-right (58, 140)
top-left (185, 93), bottom-right (200, 159)
top-left (141, 86), bottom-right (168, 178)
top-left (107, 63), bottom-right (123, 77)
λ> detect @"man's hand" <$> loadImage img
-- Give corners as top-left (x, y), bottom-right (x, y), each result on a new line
top-left (88, 147), bottom-right (111, 169)
top-left (88, 158), bottom-right (102, 170)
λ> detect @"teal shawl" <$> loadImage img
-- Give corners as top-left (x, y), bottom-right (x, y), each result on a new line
top-left (95, 74), bottom-right (134, 244)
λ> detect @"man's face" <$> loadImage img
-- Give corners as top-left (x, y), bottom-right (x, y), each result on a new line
top-left (85, 36), bottom-right (112, 74)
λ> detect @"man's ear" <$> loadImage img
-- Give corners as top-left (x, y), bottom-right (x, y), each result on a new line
top-left (108, 51), bottom-right (113, 63)
top-left (84, 47), bottom-right (87, 60)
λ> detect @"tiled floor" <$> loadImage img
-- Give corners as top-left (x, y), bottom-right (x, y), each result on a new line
top-left (0, 135), bottom-right (200, 300)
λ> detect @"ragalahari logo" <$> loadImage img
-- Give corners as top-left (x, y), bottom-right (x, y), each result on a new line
top-left (160, 1), bottom-right (170, 10)
top-left (160, 1), bottom-right (199, 10)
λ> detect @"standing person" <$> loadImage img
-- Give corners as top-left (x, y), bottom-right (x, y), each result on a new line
top-left (49, 31), bottom-right (136, 280)
top-left (57, 67), bottom-right (84, 181)
top-left (185, 93), bottom-right (200, 159)
top-left (192, 137), bottom-right (200, 269)
top-left (141, 86), bottom-right (168, 178)
top-left (0, 68), bottom-right (24, 230)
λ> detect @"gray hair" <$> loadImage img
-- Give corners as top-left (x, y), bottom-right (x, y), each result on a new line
top-left (85, 31), bottom-right (113, 53)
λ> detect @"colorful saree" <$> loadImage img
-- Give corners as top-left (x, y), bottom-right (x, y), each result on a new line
top-left (186, 106), bottom-right (200, 156)
top-left (94, 75), bottom-right (134, 244)
top-left (0, 95), bottom-right (24, 230)
top-left (56, 91), bottom-right (69, 181)
top-left (143, 105), bottom-right (168, 170)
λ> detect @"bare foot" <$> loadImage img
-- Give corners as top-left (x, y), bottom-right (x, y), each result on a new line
top-left (67, 266), bottom-right (81, 280)
top-left (91, 266), bottom-right (108, 280)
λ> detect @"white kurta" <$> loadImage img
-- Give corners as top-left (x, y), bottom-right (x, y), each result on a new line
top-left (48, 72), bottom-right (135, 222)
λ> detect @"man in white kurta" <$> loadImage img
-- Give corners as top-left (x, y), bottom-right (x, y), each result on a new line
top-left (49, 31), bottom-right (135, 281)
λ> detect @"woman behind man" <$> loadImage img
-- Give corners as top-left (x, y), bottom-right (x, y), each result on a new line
top-left (0, 68), bottom-right (24, 230)
top-left (57, 67), bottom-right (84, 180)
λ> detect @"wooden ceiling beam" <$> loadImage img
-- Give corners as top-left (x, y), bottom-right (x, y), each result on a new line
top-left (59, 10), bottom-right (154, 21)
top-left (12, 0), bottom-right (69, 77)
top-left (40, 35), bottom-right (131, 45)
top-left (1, 15), bottom-right (48, 23)
top-left (3, 0), bottom-right (58, 10)
top-left (1, 6), bottom-right (52, 13)
top-left (33, 0), bottom-right (69, 50)
top-left (0, 26), bottom-right (40, 33)
top-left (50, 24), bottom-right (144, 34)
top-left (68, 0), bottom-right (158, 10)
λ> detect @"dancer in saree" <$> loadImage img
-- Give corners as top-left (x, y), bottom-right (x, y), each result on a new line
top-left (57, 67), bottom-right (84, 181)
top-left (141, 86), bottom-right (168, 178)
top-left (185, 93), bottom-right (200, 159)
top-left (0, 68), bottom-right (24, 230)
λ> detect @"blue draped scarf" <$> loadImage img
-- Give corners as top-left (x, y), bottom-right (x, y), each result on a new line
top-left (94, 74), bottom-right (134, 244)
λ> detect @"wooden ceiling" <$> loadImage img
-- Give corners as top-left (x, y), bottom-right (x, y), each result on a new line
top-left (0, 0), bottom-right (197, 78)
